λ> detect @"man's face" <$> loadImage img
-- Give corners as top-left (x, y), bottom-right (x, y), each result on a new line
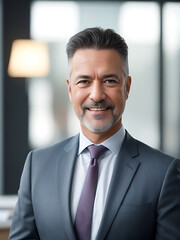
top-left (67, 48), bottom-right (131, 140)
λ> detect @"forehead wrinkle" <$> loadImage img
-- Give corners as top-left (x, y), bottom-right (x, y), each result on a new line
top-left (68, 49), bottom-right (128, 80)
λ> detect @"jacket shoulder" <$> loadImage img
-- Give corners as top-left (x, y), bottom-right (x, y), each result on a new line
top-left (125, 131), bottom-right (176, 164)
top-left (29, 134), bottom-right (79, 161)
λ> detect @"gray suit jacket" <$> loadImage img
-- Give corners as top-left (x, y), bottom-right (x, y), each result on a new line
top-left (9, 131), bottom-right (180, 240)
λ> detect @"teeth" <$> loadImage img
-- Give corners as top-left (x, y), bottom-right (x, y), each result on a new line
top-left (89, 108), bottom-right (107, 111)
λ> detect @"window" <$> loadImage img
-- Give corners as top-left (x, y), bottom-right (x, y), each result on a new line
top-left (119, 2), bottom-right (160, 147)
top-left (163, 3), bottom-right (180, 156)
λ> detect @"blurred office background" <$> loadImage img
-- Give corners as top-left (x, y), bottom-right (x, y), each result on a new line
top-left (0, 0), bottom-right (180, 196)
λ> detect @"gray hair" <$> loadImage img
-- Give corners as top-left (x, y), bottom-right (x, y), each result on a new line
top-left (66, 27), bottom-right (129, 77)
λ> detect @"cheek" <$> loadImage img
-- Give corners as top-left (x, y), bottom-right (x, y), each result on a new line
top-left (109, 89), bottom-right (126, 111)
top-left (71, 89), bottom-right (87, 108)
top-left (108, 88), bottom-right (124, 102)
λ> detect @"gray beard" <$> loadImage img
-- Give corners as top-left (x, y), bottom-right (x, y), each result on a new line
top-left (80, 114), bottom-right (120, 133)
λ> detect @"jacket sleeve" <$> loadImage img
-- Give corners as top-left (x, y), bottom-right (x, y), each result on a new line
top-left (9, 151), bottom-right (40, 240)
top-left (156, 158), bottom-right (180, 240)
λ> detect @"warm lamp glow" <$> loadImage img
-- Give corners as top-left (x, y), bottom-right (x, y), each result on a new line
top-left (8, 39), bottom-right (50, 77)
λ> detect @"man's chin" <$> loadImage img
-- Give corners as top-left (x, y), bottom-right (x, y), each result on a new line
top-left (82, 119), bottom-right (114, 133)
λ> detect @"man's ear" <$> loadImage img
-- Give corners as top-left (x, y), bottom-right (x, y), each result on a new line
top-left (66, 79), bottom-right (72, 102)
top-left (125, 76), bottom-right (131, 100)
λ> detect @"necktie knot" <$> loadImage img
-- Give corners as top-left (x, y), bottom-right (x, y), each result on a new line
top-left (87, 144), bottom-right (107, 160)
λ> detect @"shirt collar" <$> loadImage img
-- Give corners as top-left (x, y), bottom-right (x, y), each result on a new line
top-left (78, 125), bottom-right (125, 155)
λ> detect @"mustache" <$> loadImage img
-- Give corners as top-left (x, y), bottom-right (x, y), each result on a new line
top-left (82, 100), bottom-right (114, 110)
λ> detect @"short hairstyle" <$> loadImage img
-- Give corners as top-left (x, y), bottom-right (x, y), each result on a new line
top-left (66, 27), bottom-right (129, 76)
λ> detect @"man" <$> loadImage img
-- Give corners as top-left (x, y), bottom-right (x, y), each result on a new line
top-left (9, 27), bottom-right (180, 240)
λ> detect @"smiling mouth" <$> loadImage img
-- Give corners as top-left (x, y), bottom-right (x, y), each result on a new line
top-left (82, 101), bottom-right (114, 112)
top-left (88, 107), bottom-right (109, 111)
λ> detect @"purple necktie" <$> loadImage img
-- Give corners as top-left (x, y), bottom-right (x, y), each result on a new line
top-left (74, 145), bottom-right (107, 240)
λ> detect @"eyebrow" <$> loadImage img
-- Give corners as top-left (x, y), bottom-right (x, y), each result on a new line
top-left (75, 75), bottom-right (92, 81)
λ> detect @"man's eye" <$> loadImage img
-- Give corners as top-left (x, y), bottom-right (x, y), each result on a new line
top-left (77, 80), bottom-right (90, 86)
top-left (105, 79), bottom-right (117, 84)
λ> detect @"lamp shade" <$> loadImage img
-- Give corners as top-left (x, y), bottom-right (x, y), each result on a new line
top-left (8, 39), bottom-right (50, 78)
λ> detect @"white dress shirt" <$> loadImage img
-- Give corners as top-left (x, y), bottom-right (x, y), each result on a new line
top-left (71, 126), bottom-right (125, 240)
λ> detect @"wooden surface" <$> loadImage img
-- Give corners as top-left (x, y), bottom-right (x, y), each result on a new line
top-left (0, 195), bottom-right (17, 240)
top-left (0, 227), bottom-right (9, 240)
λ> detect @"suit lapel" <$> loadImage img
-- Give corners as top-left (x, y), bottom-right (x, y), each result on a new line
top-left (56, 135), bottom-right (79, 240)
top-left (96, 132), bottom-right (141, 240)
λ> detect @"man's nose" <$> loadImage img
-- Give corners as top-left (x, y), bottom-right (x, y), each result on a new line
top-left (89, 81), bottom-right (105, 102)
